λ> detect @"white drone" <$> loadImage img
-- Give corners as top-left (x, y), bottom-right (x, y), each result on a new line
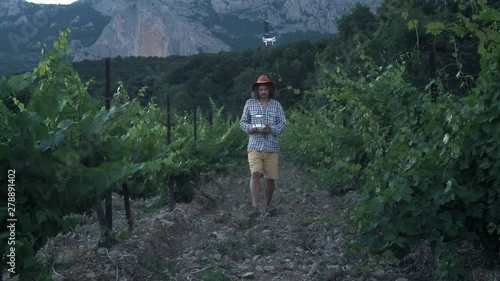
top-left (262, 35), bottom-right (276, 46)
top-left (261, 10), bottom-right (276, 47)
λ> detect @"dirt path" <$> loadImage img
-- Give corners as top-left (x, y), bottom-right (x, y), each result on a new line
top-left (9, 159), bottom-right (497, 281)
top-left (28, 160), bottom-right (378, 281)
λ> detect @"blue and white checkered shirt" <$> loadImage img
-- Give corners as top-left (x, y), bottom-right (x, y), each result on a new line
top-left (240, 98), bottom-right (287, 152)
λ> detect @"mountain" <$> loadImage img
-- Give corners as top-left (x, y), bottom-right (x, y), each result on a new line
top-left (1, 0), bottom-right (110, 74)
top-left (0, 0), bottom-right (382, 74)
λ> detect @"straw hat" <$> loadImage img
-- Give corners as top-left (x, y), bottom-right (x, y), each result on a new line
top-left (252, 74), bottom-right (274, 91)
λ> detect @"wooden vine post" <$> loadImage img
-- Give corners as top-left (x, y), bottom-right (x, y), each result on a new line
top-left (427, 38), bottom-right (437, 102)
top-left (96, 57), bottom-right (114, 247)
top-left (167, 93), bottom-right (176, 210)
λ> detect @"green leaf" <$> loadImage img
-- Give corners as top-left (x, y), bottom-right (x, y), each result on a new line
top-left (38, 131), bottom-right (66, 151)
top-left (0, 144), bottom-right (9, 158)
top-left (7, 73), bottom-right (36, 95)
top-left (0, 78), bottom-right (10, 98)
top-left (57, 119), bottom-right (74, 130)
top-left (449, 25), bottom-right (467, 38)
top-left (19, 213), bottom-right (34, 233)
top-left (407, 19), bottom-right (419, 31)
top-left (478, 9), bottom-right (500, 22)
top-left (53, 146), bottom-right (80, 166)
top-left (36, 211), bottom-right (48, 224)
top-left (425, 22), bottom-right (446, 36)
top-left (34, 122), bottom-right (49, 140)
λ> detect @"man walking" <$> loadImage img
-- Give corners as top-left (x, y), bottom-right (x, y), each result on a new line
top-left (240, 74), bottom-right (287, 217)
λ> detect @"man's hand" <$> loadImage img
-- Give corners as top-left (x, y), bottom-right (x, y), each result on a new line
top-left (263, 124), bottom-right (272, 133)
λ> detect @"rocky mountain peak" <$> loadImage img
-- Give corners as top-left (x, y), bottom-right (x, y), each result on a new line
top-left (1, 0), bottom-right (382, 73)
top-left (71, 0), bottom-right (232, 61)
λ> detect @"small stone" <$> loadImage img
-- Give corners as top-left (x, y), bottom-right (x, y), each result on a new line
top-left (308, 262), bottom-right (319, 275)
top-left (213, 253), bottom-right (222, 261)
top-left (214, 214), bottom-right (226, 223)
top-left (108, 250), bottom-right (120, 259)
top-left (341, 265), bottom-right (352, 271)
top-left (188, 263), bottom-right (201, 270)
top-left (241, 272), bottom-right (255, 279)
top-left (50, 273), bottom-right (64, 281)
top-left (295, 247), bottom-right (304, 253)
top-left (159, 219), bottom-right (174, 227)
top-left (329, 265), bottom-right (341, 272)
top-left (263, 265), bottom-right (275, 272)
top-left (97, 248), bottom-right (108, 255)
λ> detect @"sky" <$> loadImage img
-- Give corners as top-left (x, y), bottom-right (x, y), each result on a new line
top-left (25, 0), bottom-right (78, 4)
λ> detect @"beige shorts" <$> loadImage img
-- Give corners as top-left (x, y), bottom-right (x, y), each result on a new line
top-left (247, 150), bottom-right (279, 179)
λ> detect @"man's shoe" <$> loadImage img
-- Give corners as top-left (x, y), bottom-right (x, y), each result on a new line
top-left (264, 205), bottom-right (277, 216)
top-left (248, 207), bottom-right (260, 219)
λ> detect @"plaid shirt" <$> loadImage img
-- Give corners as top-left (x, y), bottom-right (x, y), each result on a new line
top-left (240, 98), bottom-right (287, 152)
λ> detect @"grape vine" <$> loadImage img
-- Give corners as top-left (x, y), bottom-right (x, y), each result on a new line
top-left (282, 1), bottom-right (500, 279)
top-left (0, 28), bottom-right (246, 280)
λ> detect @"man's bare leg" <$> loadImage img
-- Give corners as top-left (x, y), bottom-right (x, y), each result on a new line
top-left (265, 179), bottom-right (275, 206)
top-left (250, 172), bottom-right (262, 208)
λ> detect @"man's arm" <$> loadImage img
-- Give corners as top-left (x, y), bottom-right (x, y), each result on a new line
top-left (271, 102), bottom-right (286, 135)
top-left (240, 100), bottom-right (253, 134)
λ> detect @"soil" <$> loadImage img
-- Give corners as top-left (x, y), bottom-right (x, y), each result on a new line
top-left (5, 158), bottom-right (500, 281)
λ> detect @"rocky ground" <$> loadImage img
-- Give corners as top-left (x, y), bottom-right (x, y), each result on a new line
top-left (8, 159), bottom-right (500, 281)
